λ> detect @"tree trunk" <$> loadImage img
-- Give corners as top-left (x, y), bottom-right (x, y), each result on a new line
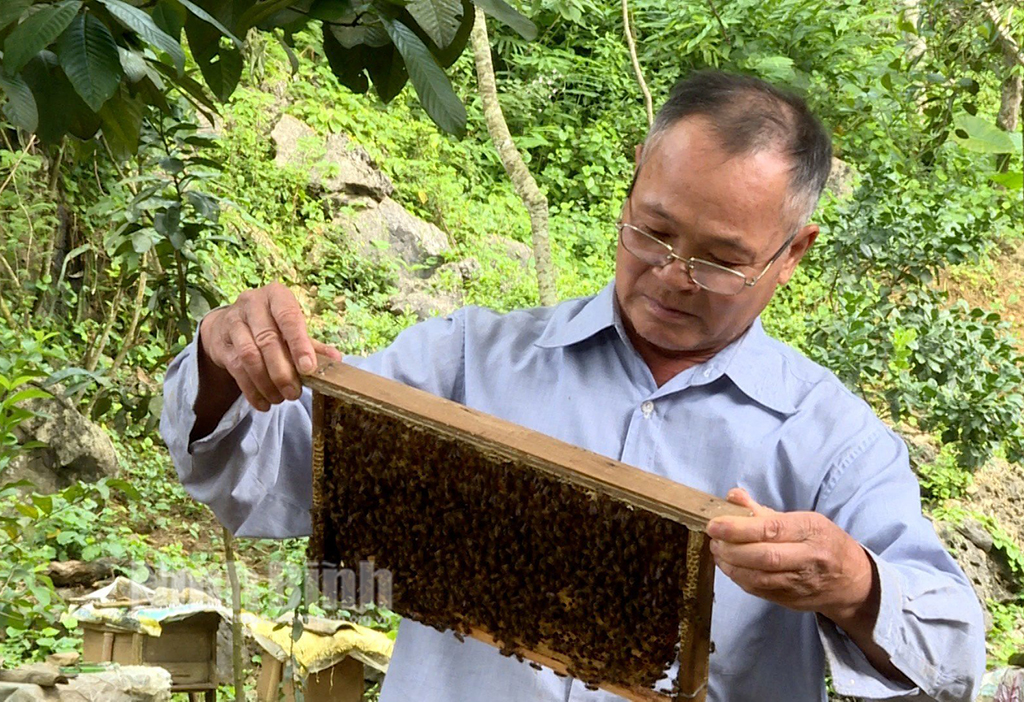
top-left (984, 1), bottom-right (1022, 172)
top-left (469, 8), bottom-right (557, 307)
top-left (223, 527), bottom-right (246, 702)
top-left (622, 0), bottom-right (654, 128)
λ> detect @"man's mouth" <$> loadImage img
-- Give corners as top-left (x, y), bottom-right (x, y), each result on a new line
top-left (642, 295), bottom-right (693, 321)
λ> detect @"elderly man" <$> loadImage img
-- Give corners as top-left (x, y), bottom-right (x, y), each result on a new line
top-left (161, 70), bottom-right (984, 701)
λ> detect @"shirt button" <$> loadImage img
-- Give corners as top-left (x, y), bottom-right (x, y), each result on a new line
top-left (703, 368), bottom-right (712, 378)
top-left (641, 401), bottom-right (654, 418)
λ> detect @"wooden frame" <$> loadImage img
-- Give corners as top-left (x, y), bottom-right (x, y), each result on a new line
top-left (80, 612), bottom-right (219, 701)
top-left (304, 358), bottom-right (748, 702)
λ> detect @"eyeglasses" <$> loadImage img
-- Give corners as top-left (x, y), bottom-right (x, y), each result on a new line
top-left (616, 221), bottom-right (798, 296)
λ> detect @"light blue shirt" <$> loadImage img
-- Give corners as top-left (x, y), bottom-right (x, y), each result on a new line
top-left (161, 282), bottom-right (984, 702)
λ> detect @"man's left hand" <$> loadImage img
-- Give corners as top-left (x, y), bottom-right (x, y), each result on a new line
top-left (707, 488), bottom-right (876, 627)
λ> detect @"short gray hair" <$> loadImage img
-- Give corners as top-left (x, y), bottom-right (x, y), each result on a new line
top-left (634, 70), bottom-right (833, 227)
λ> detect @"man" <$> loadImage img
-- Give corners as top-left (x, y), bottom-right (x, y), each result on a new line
top-left (161, 70), bottom-right (984, 701)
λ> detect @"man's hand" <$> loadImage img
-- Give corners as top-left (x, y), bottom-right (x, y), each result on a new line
top-left (707, 488), bottom-right (874, 627)
top-left (191, 283), bottom-right (341, 440)
top-left (708, 488), bottom-right (909, 682)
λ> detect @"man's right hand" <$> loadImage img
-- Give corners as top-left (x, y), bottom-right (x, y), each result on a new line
top-left (191, 283), bottom-right (341, 440)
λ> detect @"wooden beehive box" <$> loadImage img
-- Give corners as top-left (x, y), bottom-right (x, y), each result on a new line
top-left (304, 359), bottom-right (748, 702)
top-left (80, 611), bottom-right (218, 699)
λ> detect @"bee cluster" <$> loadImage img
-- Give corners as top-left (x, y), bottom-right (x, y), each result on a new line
top-left (311, 394), bottom-right (707, 696)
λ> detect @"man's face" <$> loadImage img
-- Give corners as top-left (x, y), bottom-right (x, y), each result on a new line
top-left (615, 115), bottom-right (818, 359)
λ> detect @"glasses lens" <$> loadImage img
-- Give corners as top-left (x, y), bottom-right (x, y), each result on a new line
top-left (621, 225), bottom-right (670, 264)
top-left (689, 260), bottom-right (746, 295)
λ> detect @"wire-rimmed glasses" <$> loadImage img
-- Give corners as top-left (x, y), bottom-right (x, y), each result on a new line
top-left (616, 221), bottom-right (797, 296)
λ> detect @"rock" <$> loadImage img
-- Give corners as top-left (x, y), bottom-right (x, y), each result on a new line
top-left (389, 280), bottom-right (463, 321)
top-left (339, 197), bottom-right (451, 275)
top-left (439, 258), bottom-right (482, 283)
top-left (47, 559), bottom-right (120, 588)
top-left (898, 427), bottom-right (939, 472)
top-left (935, 520), bottom-right (1018, 622)
top-left (9, 395), bottom-right (119, 494)
top-left (322, 133), bottom-right (394, 200)
top-left (61, 665), bottom-right (172, 701)
top-left (825, 157), bottom-right (856, 200)
top-left (491, 236), bottom-right (533, 267)
top-left (270, 114), bottom-right (318, 170)
top-left (215, 617), bottom-right (254, 686)
top-left (270, 115), bottom-right (393, 201)
top-left (0, 666), bottom-right (170, 701)
top-left (957, 518), bottom-right (994, 552)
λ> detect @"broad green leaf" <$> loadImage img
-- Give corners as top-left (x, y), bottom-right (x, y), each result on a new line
top-left (381, 17), bottom-right (465, 136)
top-left (408, 0), bottom-right (464, 49)
top-left (749, 55), bottom-right (796, 83)
top-left (237, 0), bottom-right (297, 34)
top-left (433, 0), bottom-right (473, 68)
top-left (6, 388), bottom-right (50, 405)
top-left (31, 494), bottom-right (52, 516)
top-left (953, 113), bottom-right (1017, 154)
top-left (151, 0), bottom-right (186, 39)
top-left (98, 90), bottom-right (144, 160)
top-left (117, 46), bottom-right (147, 82)
top-left (3, 1), bottom-right (82, 75)
top-left (0, 72), bottom-right (38, 132)
top-left (329, 17), bottom-right (389, 49)
top-left (106, 477), bottom-right (141, 500)
top-left (97, 0), bottom-right (185, 75)
top-left (989, 172), bottom-right (1023, 190)
top-left (19, 50), bottom-right (100, 143)
top-left (0, 0), bottom-right (33, 33)
top-left (322, 28), bottom-right (369, 94)
top-left (193, 44), bottom-right (242, 102)
top-left (177, 0), bottom-right (242, 47)
top-left (148, 59), bottom-right (218, 118)
top-left (57, 13), bottom-right (123, 112)
top-left (364, 43), bottom-right (408, 103)
top-left (470, 0), bottom-right (535, 40)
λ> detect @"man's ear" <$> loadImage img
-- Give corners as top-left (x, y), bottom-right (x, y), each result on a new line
top-left (634, 144), bottom-right (643, 167)
top-left (777, 224), bottom-right (819, 286)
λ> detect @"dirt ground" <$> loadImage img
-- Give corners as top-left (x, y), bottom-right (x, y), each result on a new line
top-left (941, 238), bottom-right (1024, 349)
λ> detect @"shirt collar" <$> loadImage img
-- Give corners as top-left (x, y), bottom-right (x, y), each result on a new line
top-left (534, 282), bottom-right (799, 416)
top-left (714, 318), bottom-right (799, 416)
top-left (534, 282), bottom-right (618, 349)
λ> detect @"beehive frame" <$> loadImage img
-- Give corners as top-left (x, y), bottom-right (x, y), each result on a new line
top-left (304, 358), bottom-right (749, 702)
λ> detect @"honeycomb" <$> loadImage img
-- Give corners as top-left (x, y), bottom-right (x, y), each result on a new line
top-left (307, 366), bottom-right (721, 701)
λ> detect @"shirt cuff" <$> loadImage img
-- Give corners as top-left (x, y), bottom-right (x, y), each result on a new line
top-left (817, 549), bottom-right (924, 700)
top-left (184, 313), bottom-right (255, 455)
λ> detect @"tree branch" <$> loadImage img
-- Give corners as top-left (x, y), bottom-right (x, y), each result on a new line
top-left (470, 8), bottom-right (557, 307)
top-left (982, 1), bottom-right (1024, 68)
top-left (621, 0), bottom-right (654, 128)
top-left (705, 0), bottom-right (730, 45)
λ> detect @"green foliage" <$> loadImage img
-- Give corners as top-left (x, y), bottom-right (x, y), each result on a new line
top-left (0, 0), bottom-right (537, 146)
top-left (917, 443), bottom-right (974, 502)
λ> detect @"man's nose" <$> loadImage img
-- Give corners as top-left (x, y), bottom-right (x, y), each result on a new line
top-left (651, 259), bottom-right (700, 292)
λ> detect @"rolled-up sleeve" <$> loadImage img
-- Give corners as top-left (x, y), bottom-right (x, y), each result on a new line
top-left (159, 310), bottom-right (468, 538)
top-left (814, 426), bottom-right (985, 701)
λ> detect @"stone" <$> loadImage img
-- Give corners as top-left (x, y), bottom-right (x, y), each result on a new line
top-left (491, 236), bottom-right (533, 267)
top-left (339, 197), bottom-right (451, 275)
top-left (957, 518), bottom-right (994, 552)
top-left (270, 115), bottom-right (394, 201)
top-left (322, 133), bottom-right (394, 200)
top-left (389, 279), bottom-right (463, 321)
top-left (9, 395), bottom-right (119, 494)
top-left (825, 157), bottom-right (857, 200)
top-left (215, 616), bottom-right (254, 686)
top-left (270, 114), bottom-right (318, 170)
top-left (60, 665), bottom-right (171, 701)
top-left (0, 666), bottom-right (170, 702)
top-left (935, 520), bottom-right (1017, 620)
